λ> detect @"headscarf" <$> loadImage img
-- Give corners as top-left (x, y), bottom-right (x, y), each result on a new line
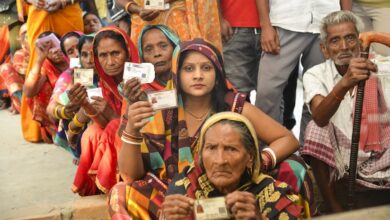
top-left (140, 39), bottom-right (242, 184)
top-left (93, 26), bottom-right (140, 115)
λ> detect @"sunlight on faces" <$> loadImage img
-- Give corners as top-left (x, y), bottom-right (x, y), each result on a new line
top-left (96, 38), bottom-right (127, 77)
top-left (202, 123), bottom-right (252, 194)
top-left (321, 22), bottom-right (360, 66)
top-left (63, 36), bottom-right (80, 58)
top-left (179, 51), bottom-right (216, 98)
top-left (84, 14), bottom-right (102, 34)
top-left (80, 41), bottom-right (95, 69)
top-left (142, 28), bottom-right (174, 76)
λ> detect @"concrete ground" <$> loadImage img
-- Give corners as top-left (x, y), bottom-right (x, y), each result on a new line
top-left (0, 110), bottom-right (78, 219)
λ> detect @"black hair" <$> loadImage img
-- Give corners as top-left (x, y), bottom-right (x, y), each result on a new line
top-left (83, 12), bottom-right (103, 25)
top-left (60, 32), bottom-right (81, 55)
top-left (78, 35), bottom-right (94, 53)
top-left (177, 50), bottom-right (230, 112)
top-left (93, 30), bottom-right (129, 58)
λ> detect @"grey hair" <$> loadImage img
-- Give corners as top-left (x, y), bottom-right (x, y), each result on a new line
top-left (198, 119), bottom-right (256, 169)
top-left (320, 10), bottom-right (364, 43)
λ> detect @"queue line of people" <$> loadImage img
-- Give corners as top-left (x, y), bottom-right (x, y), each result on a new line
top-left (0, 0), bottom-right (389, 219)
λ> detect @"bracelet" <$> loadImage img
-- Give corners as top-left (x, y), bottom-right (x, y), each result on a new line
top-left (262, 148), bottom-right (277, 169)
top-left (83, 109), bottom-right (98, 118)
top-left (331, 90), bottom-right (344, 101)
top-left (73, 114), bottom-right (85, 128)
top-left (53, 105), bottom-right (61, 119)
top-left (68, 125), bottom-right (81, 135)
top-left (122, 130), bottom-right (143, 141)
top-left (60, 107), bottom-right (71, 119)
top-left (125, 1), bottom-right (136, 14)
top-left (261, 151), bottom-right (273, 171)
top-left (121, 136), bottom-right (142, 145)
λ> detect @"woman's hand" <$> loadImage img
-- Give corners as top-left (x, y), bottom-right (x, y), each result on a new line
top-left (139, 9), bottom-right (160, 21)
top-left (225, 191), bottom-right (262, 220)
top-left (45, 0), bottom-right (63, 12)
top-left (126, 101), bottom-right (154, 135)
top-left (27, 0), bottom-right (46, 9)
top-left (162, 195), bottom-right (194, 220)
top-left (90, 96), bottom-right (110, 114)
top-left (122, 78), bottom-right (146, 103)
top-left (36, 42), bottom-right (51, 63)
top-left (68, 83), bottom-right (87, 106)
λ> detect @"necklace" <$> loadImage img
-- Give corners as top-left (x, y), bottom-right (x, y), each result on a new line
top-left (185, 108), bottom-right (211, 121)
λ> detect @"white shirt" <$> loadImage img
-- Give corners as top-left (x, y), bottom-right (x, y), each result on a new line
top-left (303, 59), bottom-right (354, 138)
top-left (269, 0), bottom-right (341, 33)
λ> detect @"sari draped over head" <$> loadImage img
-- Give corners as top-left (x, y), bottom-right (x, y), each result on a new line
top-left (72, 26), bottom-right (140, 196)
top-left (130, 0), bottom-right (222, 51)
top-left (20, 3), bottom-right (83, 142)
top-left (108, 39), bottom-right (246, 220)
top-left (168, 112), bottom-right (302, 220)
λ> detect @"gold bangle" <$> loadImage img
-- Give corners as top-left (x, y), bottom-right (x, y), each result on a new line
top-left (83, 109), bottom-right (98, 118)
top-left (54, 105), bottom-right (61, 119)
top-left (60, 107), bottom-right (71, 119)
top-left (73, 115), bottom-right (85, 128)
top-left (331, 90), bottom-right (344, 101)
top-left (125, 1), bottom-right (136, 14)
top-left (121, 136), bottom-right (142, 145)
top-left (68, 125), bottom-right (81, 134)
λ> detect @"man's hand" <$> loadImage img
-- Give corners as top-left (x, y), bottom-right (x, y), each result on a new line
top-left (340, 57), bottom-right (377, 89)
top-left (261, 25), bottom-right (280, 55)
top-left (221, 19), bottom-right (234, 43)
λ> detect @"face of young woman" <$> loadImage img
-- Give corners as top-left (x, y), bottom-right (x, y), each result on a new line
top-left (142, 28), bottom-right (174, 76)
top-left (96, 37), bottom-right (127, 77)
top-left (84, 14), bottom-right (103, 34)
top-left (63, 36), bottom-right (79, 58)
top-left (202, 123), bottom-right (252, 194)
top-left (80, 41), bottom-right (94, 69)
top-left (179, 51), bottom-right (216, 99)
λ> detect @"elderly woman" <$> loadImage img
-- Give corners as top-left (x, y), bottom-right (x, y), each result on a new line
top-left (163, 112), bottom-right (302, 220)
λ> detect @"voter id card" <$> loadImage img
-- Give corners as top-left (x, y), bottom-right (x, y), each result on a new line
top-left (144, 0), bottom-right (170, 10)
top-left (147, 90), bottom-right (177, 111)
top-left (194, 197), bottom-right (232, 220)
top-left (70, 58), bottom-right (81, 68)
top-left (36, 33), bottom-right (60, 49)
top-left (123, 62), bottom-right (155, 84)
top-left (87, 87), bottom-right (103, 102)
top-left (74, 69), bottom-right (94, 87)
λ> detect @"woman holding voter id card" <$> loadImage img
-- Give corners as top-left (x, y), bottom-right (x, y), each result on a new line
top-left (24, 31), bottom-right (69, 143)
top-left (72, 26), bottom-right (140, 196)
top-left (108, 39), bottom-right (302, 219)
top-left (163, 112), bottom-right (302, 220)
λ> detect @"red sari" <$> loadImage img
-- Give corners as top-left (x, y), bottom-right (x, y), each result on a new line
top-left (26, 60), bottom-right (62, 143)
top-left (72, 26), bottom-right (140, 196)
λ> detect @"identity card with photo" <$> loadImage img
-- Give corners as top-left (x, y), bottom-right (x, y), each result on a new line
top-left (144, 0), bottom-right (170, 10)
top-left (123, 62), bottom-right (155, 84)
top-left (147, 90), bottom-right (177, 111)
top-left (194, 197), bottom-right (232, 220)
top-left (87, 87), bottom-right (103, 102)
top-left (74, 69), bottom-right (94, 87)
top-left (36, 33), bottom-right (60, 49)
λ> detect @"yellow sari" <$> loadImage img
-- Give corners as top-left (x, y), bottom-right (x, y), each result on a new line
top-left (130, 0), bottom-right (222, 51)
top-left (20, 4), bottom-right (83, 142)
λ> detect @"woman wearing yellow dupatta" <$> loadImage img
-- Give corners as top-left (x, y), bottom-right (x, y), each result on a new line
top-left (108, 39), bottom-right (299, 219)
top-left (21, 0), bottom-right (83, 142)
top-left (115, 0), bottom-right (222, 51)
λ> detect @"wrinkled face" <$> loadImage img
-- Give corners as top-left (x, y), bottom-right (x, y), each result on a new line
top-left (321, 22), bottom-right (360, 66)
top-left (47, 47), bottom-right (65, 64)
top-left (179, 51), bottom-right (216, 99)
top-left (84, 14), bottom-right (102, 34)
top-left (63, 36), bottom-right (80, 58)
top-left (142, 28), bottom-right (174, 76)
top-left (96, 37), bottom-right (127, 77)
top-left (80, 41), bottom-right (94, 69)
top-left (202, 123), bottom-right (252, 194)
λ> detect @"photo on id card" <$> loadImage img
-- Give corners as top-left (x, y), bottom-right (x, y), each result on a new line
top-left (194, 197), bottom-right (232, 220)
top-left (73, 69), bottom-right (94, 87)
top-left (147, 90), bottom-right (177, 111)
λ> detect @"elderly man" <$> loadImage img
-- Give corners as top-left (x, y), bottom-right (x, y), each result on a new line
top-left (301, 10), bottom-right (390, 212)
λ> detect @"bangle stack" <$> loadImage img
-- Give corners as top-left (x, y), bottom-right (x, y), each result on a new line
top-left (262, 148), bottom-right (277, 169)
top-left (121, 130), bottom-right (143, 145)
top-left (83, 109), bottom-right (98, 118)
top-left (60, 106), bottom-right (71, 119)
top-left (54, 105), bottom-right (61, 119)
top-left (68, 125), bottom-right (81, 135)
top-left (73, 114), bottom-right (85, 128)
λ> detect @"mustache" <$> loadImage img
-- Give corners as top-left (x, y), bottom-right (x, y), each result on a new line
top-left (336, 50), bottom-right (354, 58)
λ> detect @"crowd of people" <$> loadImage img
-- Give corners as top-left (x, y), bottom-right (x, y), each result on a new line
top-left (1, 0), bottom-right (390, 219)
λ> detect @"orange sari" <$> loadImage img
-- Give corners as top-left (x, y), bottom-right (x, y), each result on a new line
top-left (21, 3), bottom-right (83, 142)
top-left (130, 0), bottom-right (222, 51)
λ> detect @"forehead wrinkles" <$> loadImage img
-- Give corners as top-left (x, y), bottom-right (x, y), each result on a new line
top-left (143, 29), bottom-right (168, 47)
